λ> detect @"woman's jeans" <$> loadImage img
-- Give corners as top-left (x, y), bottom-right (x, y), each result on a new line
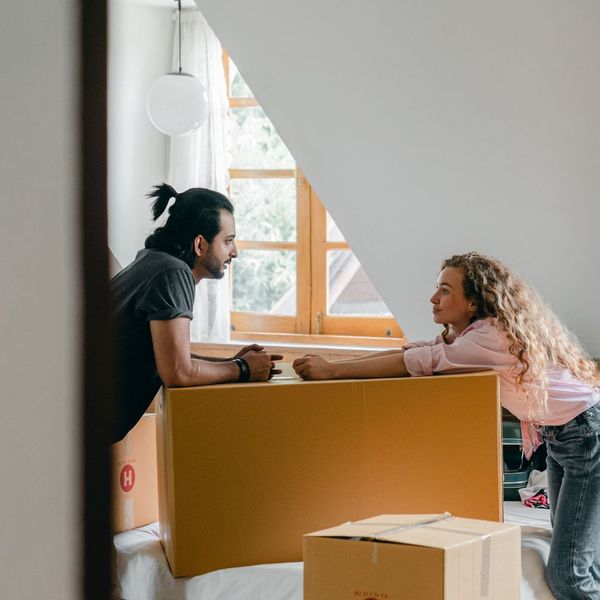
top-left (541, 401), bottom-right (600, 600)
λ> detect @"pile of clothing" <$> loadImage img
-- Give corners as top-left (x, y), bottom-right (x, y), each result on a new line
top-left (519, 470), bottom-right (549, 509)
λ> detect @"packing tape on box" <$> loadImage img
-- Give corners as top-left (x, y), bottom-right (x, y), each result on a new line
top-left (373, 513), bottom-right (452, 566)
top-left (372, 512), bottom-right (453, 538)
top-left (347, 512), bottom-right (453, 542)
top-left (371, 541), bottom-right (379, 565)
top-left (480, 534), bottom-right (491, 597)
top-left (124, 498), bottom-right (134, 531)
top-left (347, 513), bottom-right (492, 596)
top-left (346, 513), bottom-right (452, 565)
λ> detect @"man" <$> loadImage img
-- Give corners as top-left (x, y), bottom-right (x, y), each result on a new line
top-left (111, 183), bottom-right (281, 442)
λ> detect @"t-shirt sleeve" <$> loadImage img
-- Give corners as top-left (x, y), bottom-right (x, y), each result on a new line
top-left (136, 268), bottom-right (195, 321)
top-left (403, 326), bottom-right (512, 376)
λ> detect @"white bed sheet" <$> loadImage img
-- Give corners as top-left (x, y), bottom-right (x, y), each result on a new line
top-left (504, 501), bottom-right (554, 599)
top-left (116, 502), bottom-right (554, 600)
top-left (115, 526), bottom-right (303, 600)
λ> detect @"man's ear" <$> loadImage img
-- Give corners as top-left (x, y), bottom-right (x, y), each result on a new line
top-left (193, 235), bottom-right (206, 257)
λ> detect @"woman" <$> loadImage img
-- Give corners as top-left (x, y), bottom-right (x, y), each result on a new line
top-left (293, 252), bottom-right (600, 600)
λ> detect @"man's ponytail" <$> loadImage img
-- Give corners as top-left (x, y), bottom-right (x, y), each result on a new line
top-left (146, 183), bottom-right (178, 221)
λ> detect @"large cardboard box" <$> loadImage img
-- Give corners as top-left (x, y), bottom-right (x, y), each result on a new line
top-left (157, 372), bottom-right (503, 577)
top-left (304, 514), bottom-right (521, 599)
top-left (112, 413), bottom-right (158, 533)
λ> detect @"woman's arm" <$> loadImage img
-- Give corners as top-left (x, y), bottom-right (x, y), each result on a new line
top-left (335, 334), bottom-right (447, 365)
top-left (292, 351), bottom-right (409, 380)
top-left (333, 348), bottom-right (405, 363)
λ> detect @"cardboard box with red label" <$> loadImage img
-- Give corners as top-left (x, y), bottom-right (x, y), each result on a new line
top-left (112, 413), bottom-right (158, 533)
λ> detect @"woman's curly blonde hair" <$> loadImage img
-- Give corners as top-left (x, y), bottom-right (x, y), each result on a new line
top-left (442, 252), bottom-right (600, 420)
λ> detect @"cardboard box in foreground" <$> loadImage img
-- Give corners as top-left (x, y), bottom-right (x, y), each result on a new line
top-left (157, 373), bottom-right (503, 577)
top-left (112, 413), bottom-right (158, 533)
top-left (304, 514), bottom-right (521, 600)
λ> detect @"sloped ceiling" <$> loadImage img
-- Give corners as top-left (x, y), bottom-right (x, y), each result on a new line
top-left (196, 0), bottom-right (600, 353)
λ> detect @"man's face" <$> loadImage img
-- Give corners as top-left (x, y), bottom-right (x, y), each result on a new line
top-left (198, 210), bottom-right (238, 280)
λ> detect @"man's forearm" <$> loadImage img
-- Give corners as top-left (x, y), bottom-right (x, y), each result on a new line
top-left (166, 357), bottom-right (241, 387)
top-left (190, 353), bottom-right (229, 362)
top-left (151, 319), bottom-right (247, 386)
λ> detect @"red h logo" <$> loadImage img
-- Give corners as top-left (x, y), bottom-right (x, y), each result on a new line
top-left (120, 464), bottom-right (135, 492)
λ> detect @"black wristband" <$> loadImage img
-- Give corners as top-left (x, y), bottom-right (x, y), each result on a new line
top-left (233, 357), bottom-right (251, 382)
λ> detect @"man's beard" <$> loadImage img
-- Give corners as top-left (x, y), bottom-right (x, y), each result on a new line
top-left (203, 251), bottom-right (225, 279)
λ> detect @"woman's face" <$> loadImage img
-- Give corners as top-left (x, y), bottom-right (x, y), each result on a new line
top-left (430, 267), bottom-right (477, 333)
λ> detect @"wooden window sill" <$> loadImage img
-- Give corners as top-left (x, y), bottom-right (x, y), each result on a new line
top-left (230, 331), bottom-right (405, 349)
top-left (192, 332), bottom-right (406, 362)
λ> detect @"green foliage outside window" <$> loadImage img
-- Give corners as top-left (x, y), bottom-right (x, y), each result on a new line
top-left (232, 250), bottom-right (296, 315)
top-left (230, 107), bottom-right (295, 169)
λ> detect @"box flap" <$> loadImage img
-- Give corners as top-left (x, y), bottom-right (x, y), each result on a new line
top-left (306, 514), bottom-right (519, 550)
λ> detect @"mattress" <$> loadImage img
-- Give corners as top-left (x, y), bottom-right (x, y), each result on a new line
top-left (503, 501), bottom-right (554, 599)
top-left (115, 502), bottom-right (553, 599)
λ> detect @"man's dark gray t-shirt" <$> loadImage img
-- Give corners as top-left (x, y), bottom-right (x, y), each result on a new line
top-left (111, 249), bottom-right (195, 442)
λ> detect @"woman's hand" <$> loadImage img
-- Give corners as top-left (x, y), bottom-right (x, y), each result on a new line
top-left (292, 355), bottom-right (336, 380)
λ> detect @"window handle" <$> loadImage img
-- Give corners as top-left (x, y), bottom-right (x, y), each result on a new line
top-left (316, 311), bottom-right (322, 335)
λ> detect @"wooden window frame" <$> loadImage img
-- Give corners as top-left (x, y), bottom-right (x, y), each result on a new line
top-left (309, 188), bottom-right (403, 338)
top-left (223, 51), bottom-right (404, 345)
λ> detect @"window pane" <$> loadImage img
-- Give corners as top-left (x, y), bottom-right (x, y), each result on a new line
top-left (327, 250), bottom-right (392, 316)
top-left (230, 107), bottom-right (295, 169)
top-left (232, 250), bottom-right (296, 315)
top-left (326, 212), bottom-right (346, 242)
top-left (228, 58), bottom-right (254, 98)
top-left (231, 178), bottom-right (296, 242)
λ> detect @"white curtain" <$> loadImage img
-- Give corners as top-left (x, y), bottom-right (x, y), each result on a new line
top-left (167, 10), bottom-right (231, 343)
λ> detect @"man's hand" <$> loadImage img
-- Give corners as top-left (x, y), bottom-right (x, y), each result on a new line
top-left (232, 344), bottom-right (264, 360)
top-left (242, 350), bottom-right (284, 381)
top-left (292, 355), bottom-right (336, 380)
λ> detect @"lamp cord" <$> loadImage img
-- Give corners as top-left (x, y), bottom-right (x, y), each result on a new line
top-left (177, 0), bottom-right (182, 73)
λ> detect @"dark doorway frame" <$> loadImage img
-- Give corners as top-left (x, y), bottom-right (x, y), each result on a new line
top-left (80, 0), bottom-right (113, 597)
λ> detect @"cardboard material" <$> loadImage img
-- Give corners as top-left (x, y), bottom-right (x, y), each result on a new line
top-left (112, 413), bottom-right (158, 533)
top-left (157, 372), bottom-right (503, 577)
top-left (304, 514), bottom-right (521, 600)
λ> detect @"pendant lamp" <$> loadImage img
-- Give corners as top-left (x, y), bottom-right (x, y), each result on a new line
top-left (146, 0), bottom-right (207, 136)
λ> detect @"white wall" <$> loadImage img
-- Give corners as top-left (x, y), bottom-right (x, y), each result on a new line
top-left (195, 0), bottom-right (600, 355)
top-left (108, 0), bottom-right (173, 267)
top-left (0, 0), bottom-right (80, 597)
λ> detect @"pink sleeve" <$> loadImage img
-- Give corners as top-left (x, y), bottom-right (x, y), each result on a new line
top-left (403, 325), bottom-right (512, 376)
top-left (403, 334), bottom-right (445, 350)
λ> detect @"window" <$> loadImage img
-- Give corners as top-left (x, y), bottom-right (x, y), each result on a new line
top-left (224, 54), bottom-right (403, 342)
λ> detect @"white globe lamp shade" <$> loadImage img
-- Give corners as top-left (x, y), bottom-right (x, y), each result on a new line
top-left (146, 72), bottom-right (208, 136)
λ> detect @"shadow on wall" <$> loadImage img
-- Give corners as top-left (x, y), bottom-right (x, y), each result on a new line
top-left (110, 249), bottom-right (123, 277)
